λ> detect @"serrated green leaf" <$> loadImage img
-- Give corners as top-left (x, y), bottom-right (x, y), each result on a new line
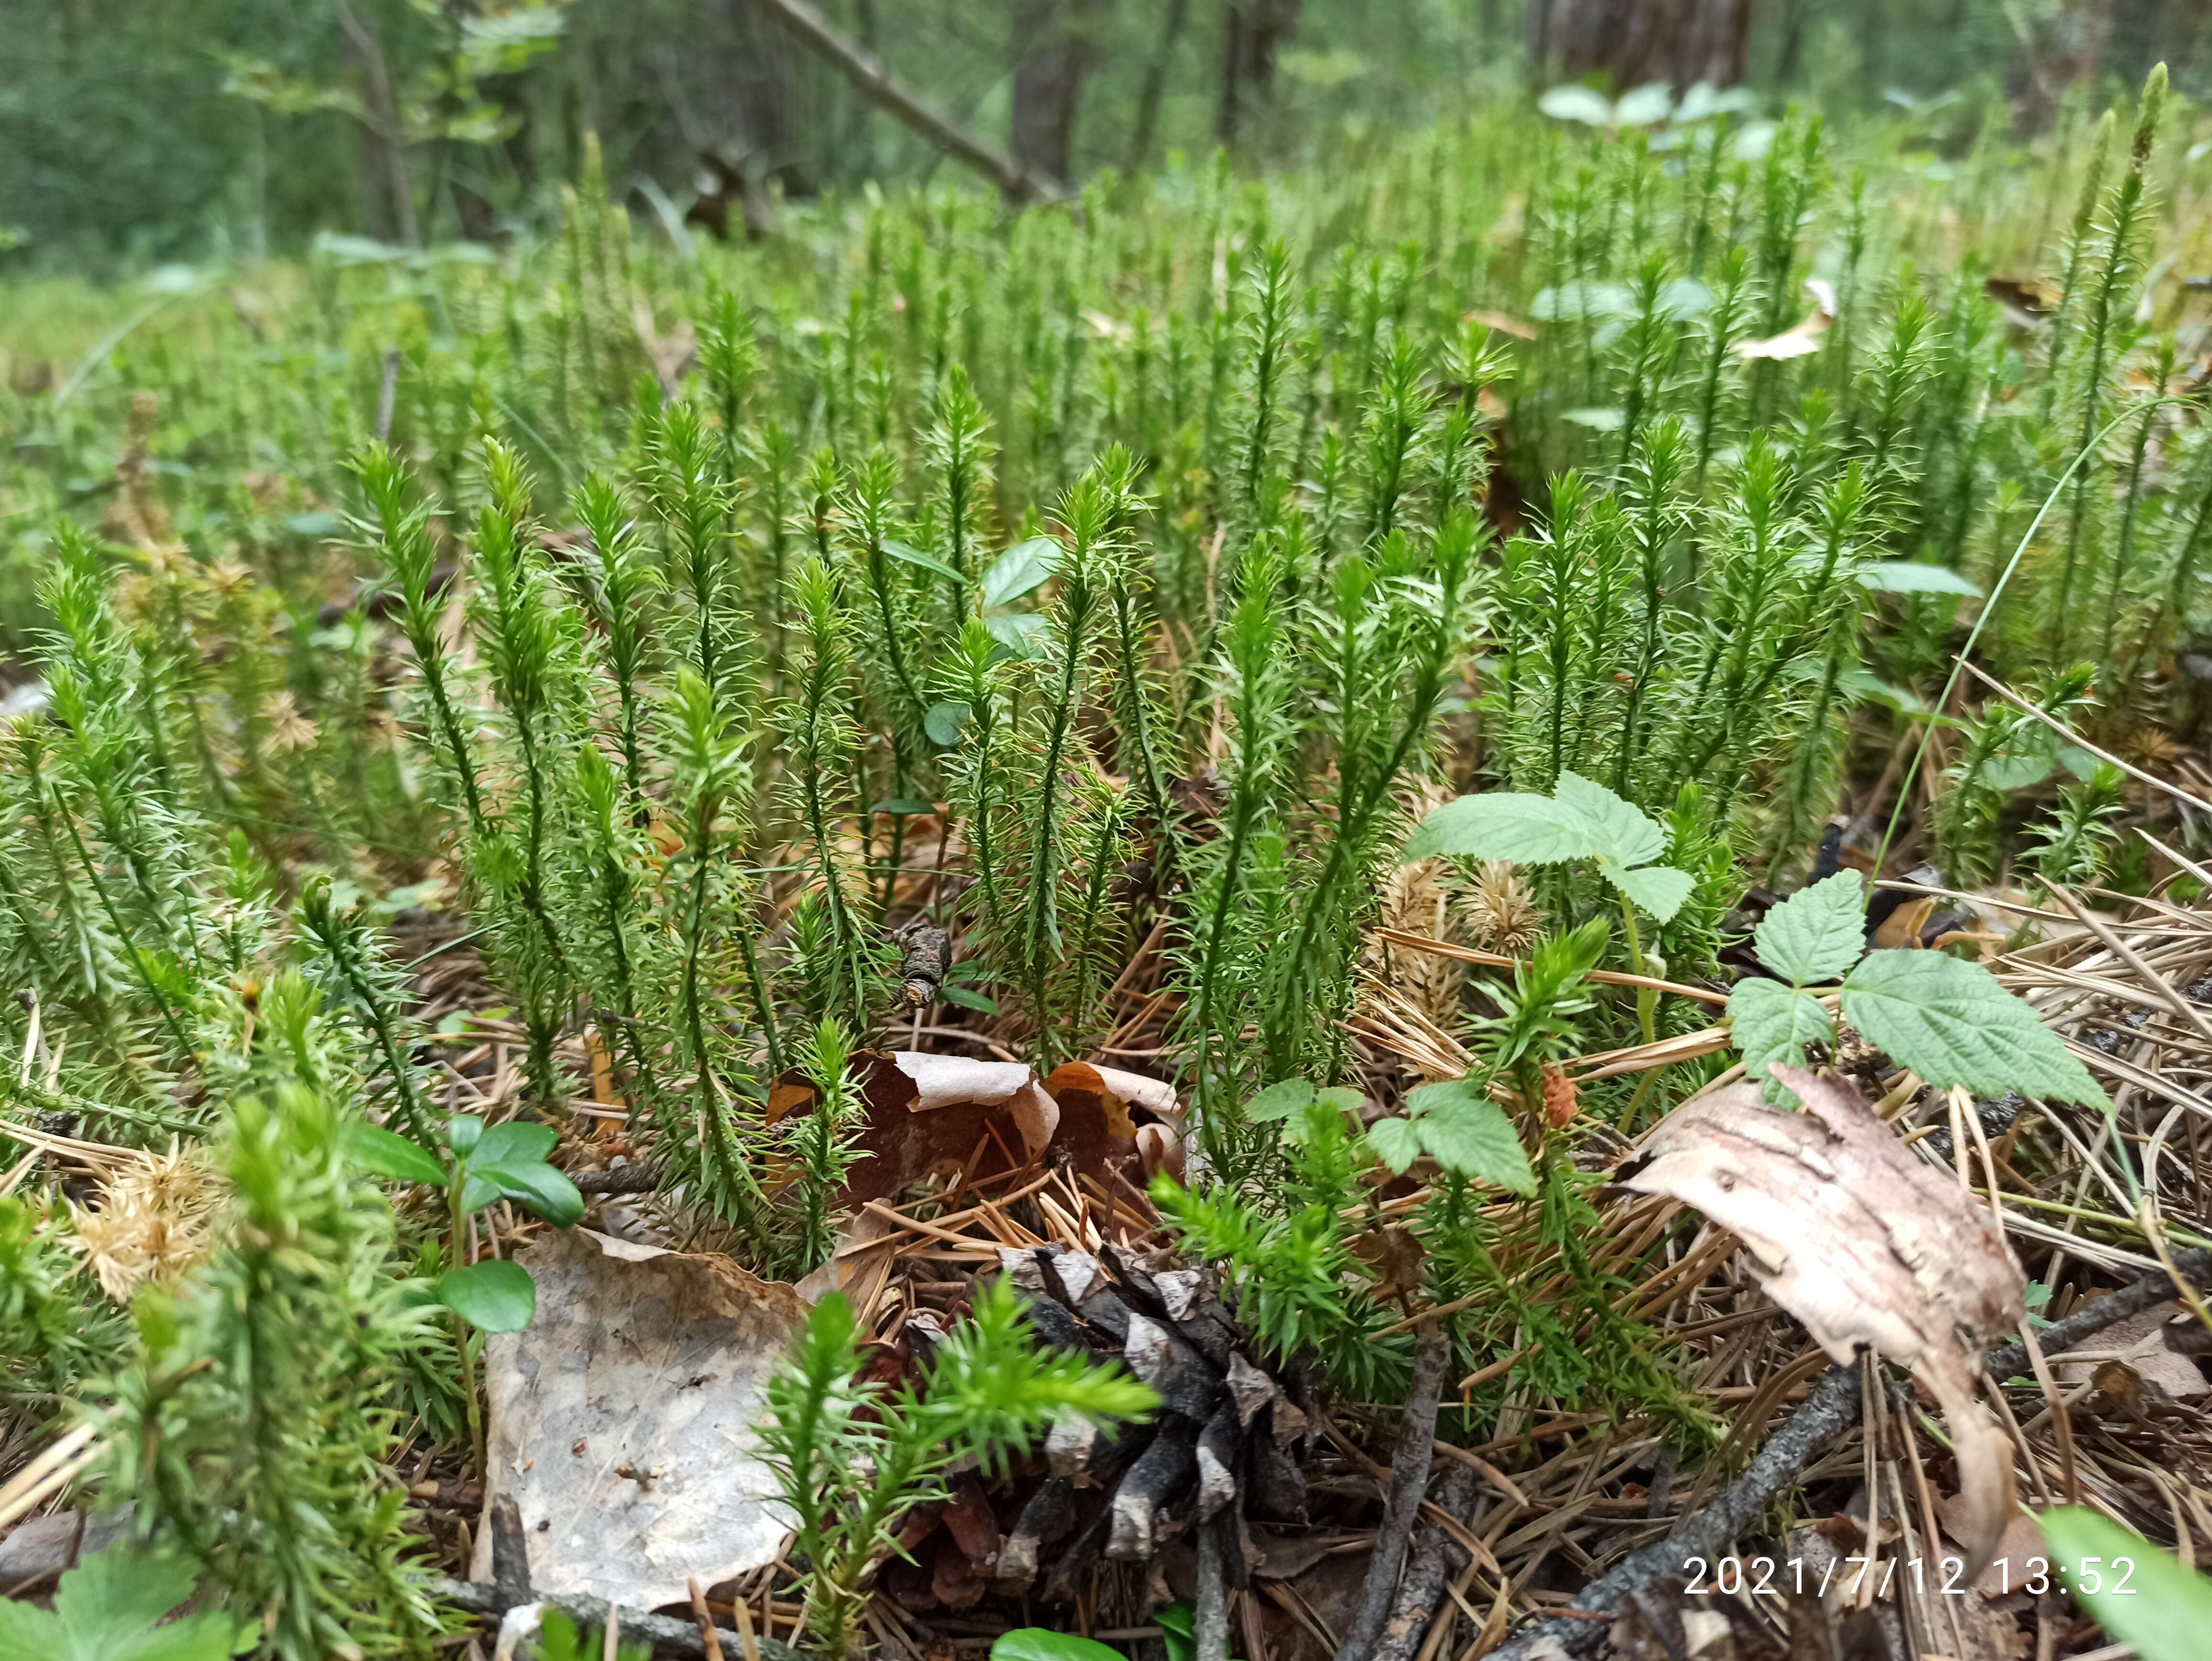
top-left (473, 1121), bottom-right (557, 1167)
top-left (1752, 870), bottom-right (1866, 986)
top-left (2, 1547), bottom-right (254, 1661)
top-left (1841, 950), bottom-right (2107, 1106)
top-left (1403, 791), bottom-right (1594, 863)
top-left (924, 699), bottom-right (973, 747)
top-left (1364, 1115), bottom-right (1424, 1174)
top-left (982, 537), bottom-right (1058, 608)
top-left (1980, 750), bottom-right (2055, 792)
top-left (1727, 978), bottom-right (1836, 1102)
top-left (1247, 1078), bottom-right (1318, 1122)
top-left (2038, 1506), bottom-right (2212, 1661)
top-left (1602, 860), bottom-right (1693, 922)
top-left (437, 1259), bottom-right (537, 1331)
top-left (1555, 771), bottom-right (1666, 868)
top-left (1854, 560), bottom-right (1983, 597)
top-left (1413, 1095), bottom-right (1536, 1194)
top-left (339, 1118), bottom-right (448, 1188)
top-left (881, 538), bottom-right (964, 584)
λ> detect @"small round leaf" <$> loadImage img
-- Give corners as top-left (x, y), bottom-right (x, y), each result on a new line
top-left (436, 1260), bottom-right (536, 1332)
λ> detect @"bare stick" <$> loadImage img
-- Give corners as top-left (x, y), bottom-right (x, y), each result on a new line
top-left (1335, 1325), bottom-right (1450, 1661)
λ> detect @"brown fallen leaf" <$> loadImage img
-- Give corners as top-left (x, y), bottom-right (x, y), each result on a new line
top-left (1872, 895), bottom-right (1937, 950)
top-left (1985, 273), bottom-right (2061, 327)
top-left (1617, 1064), bottom-right (2026, 1575)
top-left (472, 1229), bottom-right (807, 1610)
top-left (2053, 1300), bottom-right (2207, 1398)
top-left (1736, 278), bottom-right (1838, 361)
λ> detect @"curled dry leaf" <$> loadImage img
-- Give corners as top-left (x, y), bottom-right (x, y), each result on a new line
top-left (1735, 278), bottom-right (1837, 361)
top-left (472, 1229), bottom-right (808, 1611)
top-left (1616, 1064), bottom-right (2025, 1575)
top-left (2053, 1302), bottom-right (2207, 1399)
top-left (789, 1054), bottom-right (1184, 1300)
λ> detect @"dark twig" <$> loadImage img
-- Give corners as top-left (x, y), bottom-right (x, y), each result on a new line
top-left (1373, 1462), bottom-right (1482, 1661)
top-left (574, 1164), bottom-right (660, 1195)
top-left (1335, 1323), bottom-right (1450, 1661)
top-left (1492, 1243), bottom-right (2212, 1659)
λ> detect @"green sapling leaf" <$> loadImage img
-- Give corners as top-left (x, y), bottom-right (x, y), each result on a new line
top-left (1247, 1078), bottom-right (1317, 1122)
top-left (472, 1160), bottom-right (585, 1228)
top-left (924, 699), bottom-right (972, 747)
top-left (1403, 791), bottom-right (1593, 863)
top-left (880, 539), bottom-right (964, 584)
top-left (446, 1113), bottom-right (484, 1156)
top-left (437, 1259), bottom-right (537, 1331)
top-left (1601, 860), bottom-right (1694, 923)
top-left (2038, 1506), bottom-right (2212, 1661)
top-left (989, 1631), bottom-right (1129, 1661)
top-left (1751, 870), bottom-right (1866, 986)
top-left (1248, 1079), bottom-right (1363, 1123)
top-left (1840, 950), bottom-right (2107, 1106)
top-left (1726, 977), bottom-right (1837, 1102)
top-left (982, 536), bottom-right (1058, 608)
top-left (1364, 1115), bottom-right (1424, 1174)
top-left (472, 1121), bottom-right (558, 1166)
top-left (339, 1118), bottom-right (449, 1188)
top-left (0, 1546), bottom-right (253, 1661)
top-left (1404, 1079), bottom-right (1537, 1194)
top-left (1555, 770), bottom-right (1666, 867)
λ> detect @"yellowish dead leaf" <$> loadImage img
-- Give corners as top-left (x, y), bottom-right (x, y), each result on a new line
top-left (1461, 308), bottom-right (1537, 341)
top-left (1736, 278), bottom-right (1838, 361)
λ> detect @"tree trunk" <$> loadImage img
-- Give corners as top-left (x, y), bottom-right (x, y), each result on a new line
top-left (334, 0), bottom-right (419, 246)
top-left (1011, 0), bottom-right (1106, 185)
top-left (1522, 0), bottom-right (1756, 90)
top-left (1216, 0), bottom-right (1301, 144)
top-left (719, 0), bottom-right (817, 197)
top-left (1126, 0), bottom-right (1192, 173)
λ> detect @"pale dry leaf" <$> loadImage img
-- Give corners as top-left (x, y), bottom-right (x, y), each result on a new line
top-left (1736, 278), bottom-right (1838, 361)
top-left (473, 1229), bottom-right (808, 1610)
top-left (1617, 1064), bottom-right (2025, 1574)
top-left (872, 1050), bottom-right (1060, 1159)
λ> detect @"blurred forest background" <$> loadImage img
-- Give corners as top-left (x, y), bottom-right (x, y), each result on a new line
top-left (0, 0), bottom-right (2201, 270)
